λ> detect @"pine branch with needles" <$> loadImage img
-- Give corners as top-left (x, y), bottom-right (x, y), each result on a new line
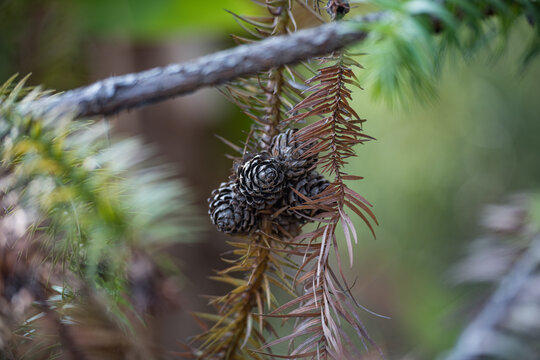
top-left (0, 76), bottom-right (192, 359)
top-left (203, 2), bottom-right (384, 359)
top-left (193, 2), bottom-right (310, 359)
top-left (256, 49), bottom-right (382, 359)
top-left (222, 0), bottom-right (323, 150)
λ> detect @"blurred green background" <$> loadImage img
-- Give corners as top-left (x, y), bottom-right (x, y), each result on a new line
top-left (347, 24), bottom-right (540, 357)
top-left (2, 1), bottom-right (539, 358)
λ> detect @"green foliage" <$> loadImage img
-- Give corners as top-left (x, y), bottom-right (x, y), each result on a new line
top-left (353, 0), bottom-right (540, 106)
top-left (0, 76), bottom-right (195, 298)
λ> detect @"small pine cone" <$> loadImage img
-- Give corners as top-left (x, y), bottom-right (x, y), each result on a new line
top-left (273, 213), bottom-right (304, 236)
top-left (208, 181), bottom-right (256, 234)
top-left (271, 129), bottom-right (317, 181)
top-left (285, 171), bottom-right (329, 219)
top-left (237, 153), bottom-right (285, 209)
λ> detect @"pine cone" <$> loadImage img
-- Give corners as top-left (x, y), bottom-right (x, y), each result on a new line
top-left (237, 153), bottom-right (285, 209)
top-left (273, 214), bottom-right (303, 236)
top-left (208, 181), bottom-right (256, 234)
top-left (284, 171), bottom-right (329, 220)
top-left (271, 129), bottom-right (317, 181)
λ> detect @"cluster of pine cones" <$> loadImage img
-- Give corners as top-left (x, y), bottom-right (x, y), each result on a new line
top-left (208, 129), bottom-right (329, 235)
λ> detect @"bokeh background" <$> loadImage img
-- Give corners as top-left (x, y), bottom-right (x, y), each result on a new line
top-left (2, 0), bottom-right (540, 358)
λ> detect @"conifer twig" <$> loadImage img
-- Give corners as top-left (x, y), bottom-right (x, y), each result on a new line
top-left (193, 3), bottom-right (305, 357)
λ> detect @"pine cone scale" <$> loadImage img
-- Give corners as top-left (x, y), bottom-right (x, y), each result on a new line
top-left (238, 154), bottom-right (285, 208)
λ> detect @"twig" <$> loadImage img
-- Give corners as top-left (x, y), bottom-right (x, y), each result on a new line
top-left (446, 236), bottom-right (540, 360)
top-left (27, 12), bottom-right (386, 118)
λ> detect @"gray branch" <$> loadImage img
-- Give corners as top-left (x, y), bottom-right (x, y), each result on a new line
top-left (29, 13), bottom-right (385, 118)
top-left (446, 236), bottom-right (540, 360)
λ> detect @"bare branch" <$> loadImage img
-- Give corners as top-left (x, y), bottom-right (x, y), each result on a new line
top-left (447, 236), bottom-right (540, 360)
top-left (27, 13), bottom-right (386, 118)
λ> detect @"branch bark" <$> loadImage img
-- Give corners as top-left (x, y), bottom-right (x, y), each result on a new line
top-left (27, 13), bottom-right (385, 118)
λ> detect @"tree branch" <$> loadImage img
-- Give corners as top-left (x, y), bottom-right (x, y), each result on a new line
top-left (446, 236), bottom-right (540, 360)
top-left (24, 0), bottom-right (525, 119)
top-left (28, 12), bottom-right (385, 118)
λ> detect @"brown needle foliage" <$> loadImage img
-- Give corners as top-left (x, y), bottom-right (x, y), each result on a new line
top-left (255, 50), bottom-right (381, 358)
top-left (191, 220), bottom-right (298, 359)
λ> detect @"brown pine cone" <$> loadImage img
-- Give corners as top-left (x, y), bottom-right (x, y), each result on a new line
top-left (271, 129), bottom-right (317, 181)
top-left (283, 171), bottom-right (329, 220)
top-left (237, 153), bottom-right (285, 209)
top-left (208, 181), bottom-right (256, 234)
